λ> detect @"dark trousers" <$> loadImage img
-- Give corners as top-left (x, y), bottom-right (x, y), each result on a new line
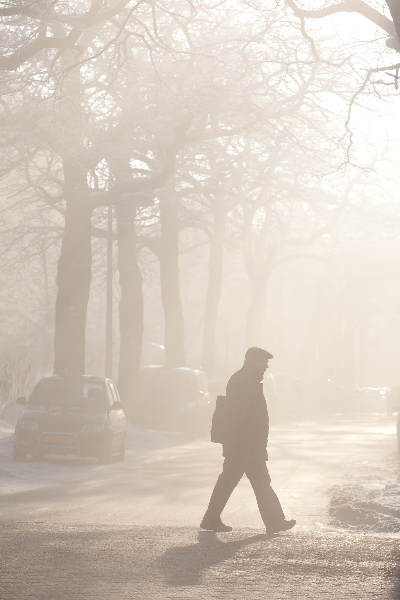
top-left (205, 455), bottom-right (285, 527)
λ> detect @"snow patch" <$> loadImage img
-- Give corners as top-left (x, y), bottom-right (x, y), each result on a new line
top-left (0, 419), bottom-right (198, 498)
top-left (329, 483), bottom-right (400, 532)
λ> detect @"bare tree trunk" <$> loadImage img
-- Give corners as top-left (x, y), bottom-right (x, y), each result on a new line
top-left (159, 183), bottom-right (185, 367)
top-left (116, 199), bottom-right (143, 406)
top-left (39, 242), bottom-right (52, 371)
top-left (202, 202), bottom-right (225, 375)
top-left (53, 48), bottom-right (92, 378)
top-left (54, 159), bottom-right (91, 376)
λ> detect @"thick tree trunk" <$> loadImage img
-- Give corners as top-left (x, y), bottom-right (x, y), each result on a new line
top-left (53, 47), bottom-right (92, 378)
top-left (159, 184), bottom-right (185, 367)
top-left (40, 243), bottom-right (53, 371)
top-left (116, 200), bottom-right (143, 406)
top-left (53, 160), bottom-right (91, 377)
top-left (202, 203), bottom-right (225, 375)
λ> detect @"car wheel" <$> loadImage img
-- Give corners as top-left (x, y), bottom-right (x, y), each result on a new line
top-left (13, 445), bottom-right (27, 461)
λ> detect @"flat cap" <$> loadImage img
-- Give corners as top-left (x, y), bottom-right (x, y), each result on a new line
top-left (245, 347), bottom-right (274, 361)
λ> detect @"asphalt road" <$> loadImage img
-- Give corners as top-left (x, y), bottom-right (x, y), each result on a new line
top-left (0, 415), bottom-right (399, 598)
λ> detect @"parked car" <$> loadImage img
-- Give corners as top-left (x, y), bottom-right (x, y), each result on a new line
top-left (14, 375), bottom-right (126, 463)
top-left (134, 366), bottom-right (211, 432)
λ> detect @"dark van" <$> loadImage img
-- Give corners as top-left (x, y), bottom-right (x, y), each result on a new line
top-left (134, 366), bottom-right (211, 432)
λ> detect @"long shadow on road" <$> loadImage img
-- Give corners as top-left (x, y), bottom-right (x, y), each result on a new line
top-left (159, 531), bottom-right (269, 587)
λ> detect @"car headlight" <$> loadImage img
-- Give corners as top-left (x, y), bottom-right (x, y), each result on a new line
top-left (81, 423), bottom-right (105, 433)
top-left (17, 420), bottom-right (39, 431)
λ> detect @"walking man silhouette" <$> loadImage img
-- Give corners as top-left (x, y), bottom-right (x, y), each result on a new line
top-left (201, 347), bottom-right (296, 534)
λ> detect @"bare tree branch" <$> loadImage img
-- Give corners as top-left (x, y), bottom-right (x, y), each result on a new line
top-left (385, 0), bottom-right (400, 49)
top-left (0, 35), bottom-right (76, 71)
top-left (286, 0), bottom-right (395, 36)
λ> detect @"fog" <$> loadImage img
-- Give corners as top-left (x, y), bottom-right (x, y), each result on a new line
top-left (2, 3), bottom-right (400, 598)
top-left (2, 1), bottom-right (400, 413)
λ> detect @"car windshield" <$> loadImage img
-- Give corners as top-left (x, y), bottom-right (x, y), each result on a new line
top-left (29, 379), bottom-right (108, 411)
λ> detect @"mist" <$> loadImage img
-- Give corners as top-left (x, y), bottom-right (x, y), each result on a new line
top-left (1, 1), bottom-right (400, 599)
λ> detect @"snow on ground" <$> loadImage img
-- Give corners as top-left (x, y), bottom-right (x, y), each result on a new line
top-left (0, 416), bottom-right (191, 496)
top-left (2, 413), bottom-right (399, 600)
top-left (325, 419), bottom-right (400, 533)
top-left (1, 411), bottom-right (399, 535)
top-left (329, 482), bottom-right (400, 532)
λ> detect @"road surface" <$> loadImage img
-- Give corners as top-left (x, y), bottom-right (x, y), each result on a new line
top-left (0, 415), bottom-right (399, 598)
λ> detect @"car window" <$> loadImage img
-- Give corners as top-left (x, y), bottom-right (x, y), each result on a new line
top-left (85, 383), bottom-right (108, 410)
top-left (29, 379), bottom-right (108, 410)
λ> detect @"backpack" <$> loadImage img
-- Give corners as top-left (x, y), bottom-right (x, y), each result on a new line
top-left (210, 395), bottom-right (229, 443)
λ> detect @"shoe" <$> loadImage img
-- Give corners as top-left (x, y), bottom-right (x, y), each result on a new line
top-left (267, 519), bottom-right (296, 534)
top-left (200, 517), bottom-right (233, 532)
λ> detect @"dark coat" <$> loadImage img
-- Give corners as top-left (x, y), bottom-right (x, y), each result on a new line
top-left (222, 366), bottom-right (269, 460)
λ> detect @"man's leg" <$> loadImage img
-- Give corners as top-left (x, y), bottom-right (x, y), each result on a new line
top-left (202, 457), bottom-right (244, 522)
top-left (245, 458), bottom-right (286, 528)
